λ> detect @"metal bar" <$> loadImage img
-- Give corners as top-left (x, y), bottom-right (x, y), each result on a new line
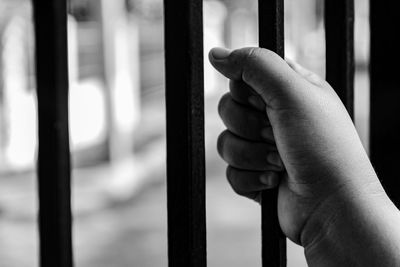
top-left (32, 1), bottom-right (73, 266)
top-left (258, 1), bottom-right (286, 267)
top-left (325, 0), bottom-right (355, 118)
top-left (164, 0), bottom-right (207, 266)
top-left (369, 0), bottom-right (400, 206)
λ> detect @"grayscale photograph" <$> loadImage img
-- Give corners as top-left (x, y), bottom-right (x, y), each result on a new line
top-left (0, 0), bottom-right (395, 266)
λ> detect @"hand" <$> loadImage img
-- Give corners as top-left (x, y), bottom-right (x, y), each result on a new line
top-left (209, 47), bottom-right (400, 266)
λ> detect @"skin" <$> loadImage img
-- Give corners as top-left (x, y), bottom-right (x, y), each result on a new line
top-left (209, 47), bottom-right (400, 266)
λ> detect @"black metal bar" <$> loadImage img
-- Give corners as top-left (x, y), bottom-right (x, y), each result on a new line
top-left (164, 0), bottom-right (207, 266)
top-left (369, 0), bottom-right (400, 206)
top-left (258, 1), bottom-right (286, 267)
top-left (32, 1), bottom-right (73, 266)
top-left (325, 0), bottom-right (355, 118)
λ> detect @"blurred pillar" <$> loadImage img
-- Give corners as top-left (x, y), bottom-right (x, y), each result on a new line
top-left (68, 16), bottom-right (79, 85)
top-left (1, 11), bottom-right (37, 170)
top-left (96, 0), bottom-right (143, 199)
top-left (286, 0), bottom-right (319, 50)
top-left (226, 8), bottom-right (257, 48)
top-left (286, 0), bottom-right (325, 76)
top-left (98, 0), bottom-right (141, 161)
top-left (204, 1), bottom-right (227, 96)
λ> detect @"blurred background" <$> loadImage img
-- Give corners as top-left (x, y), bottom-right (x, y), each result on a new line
top-left (0, 0), bottom-right (369, 266)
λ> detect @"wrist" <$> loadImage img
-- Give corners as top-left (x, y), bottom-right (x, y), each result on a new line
top-left (301, 178), bottom-right (400, 266)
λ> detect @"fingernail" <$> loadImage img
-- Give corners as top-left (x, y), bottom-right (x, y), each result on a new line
top-left (260, 173), bottom-right (272, 185)
top-left (260, 172), bottom-right (279, 187)
top-left (248, 95), bottom-right (265, 110)
top-left (268, 153), bottom-right (283, 167)
top-left (211, 47), bottom-right (231, 60)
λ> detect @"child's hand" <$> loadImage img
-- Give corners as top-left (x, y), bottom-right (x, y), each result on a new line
top-left (209, 47), bottom-right (400, 266)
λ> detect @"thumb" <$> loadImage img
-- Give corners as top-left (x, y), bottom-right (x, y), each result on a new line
top-left (209, 47), bottom-right (302, 107)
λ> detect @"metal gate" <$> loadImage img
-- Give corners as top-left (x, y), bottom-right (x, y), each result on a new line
top-left (31, 0), bottom-right (398, 266)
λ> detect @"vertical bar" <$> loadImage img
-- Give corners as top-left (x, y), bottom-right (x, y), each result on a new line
top-left (164, 0), bottom-right (207, 266)
top-left (369, 0), bottom-right (400, 206)
top-left (258, 1), bottom-right (287, 267)
top-left (325, 0), bottom-right (355, 118)
top-left (32, 1), bottom-right (73, 266)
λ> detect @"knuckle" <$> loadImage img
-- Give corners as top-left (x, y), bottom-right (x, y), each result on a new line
top-left (226, 166), bottom-right (236, 186)
top-left (228, 149), bottom-right (243, 168)
top-left (226, 166), bottom-right (261, 202)
top-left (226, 167), bottom-right (240, 191)
top-left (240, 47), bottom-right (262, 83)
top-left (226, 166), bottom-right (238, 186)
top-left (218, 131), bottom-right (246, 168)
top-left (217, 130), bottom-right (230, 159)
top-left (244, 47), bottom-right (277, 63)
top-left (218, 93), bottom-right (231, 118)
top-left (306, 72), bottom-right (324, 86)
top-left (239, 47), bottom-right (278, 85)
top-left (227, 173), bottom-right (245, 196)
top-left (242, 47), bottom-right (264, 60)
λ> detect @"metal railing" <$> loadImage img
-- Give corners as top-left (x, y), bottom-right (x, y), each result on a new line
top-left (31, 0), bottom-right (397, 267)
top-left (33, 1), bottom-right (73, 266)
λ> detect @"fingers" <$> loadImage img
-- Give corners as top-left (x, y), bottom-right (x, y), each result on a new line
top-left (226, 166), bottom-right (280, 201)
top-left (229, 80), bottom-right (266, 111)
top-left (217, 130), bottom-right (283, 171)
top-left (218, 93), bottom-right (273, 142)
top-left (209, 47), bottom-right (301, 108)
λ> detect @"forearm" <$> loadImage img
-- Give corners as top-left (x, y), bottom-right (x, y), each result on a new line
top-left (303, 183), bottom-right (400, 267)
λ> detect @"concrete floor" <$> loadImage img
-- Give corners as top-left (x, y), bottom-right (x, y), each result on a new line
top-left (0, 158), bottom-right (307, 267)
